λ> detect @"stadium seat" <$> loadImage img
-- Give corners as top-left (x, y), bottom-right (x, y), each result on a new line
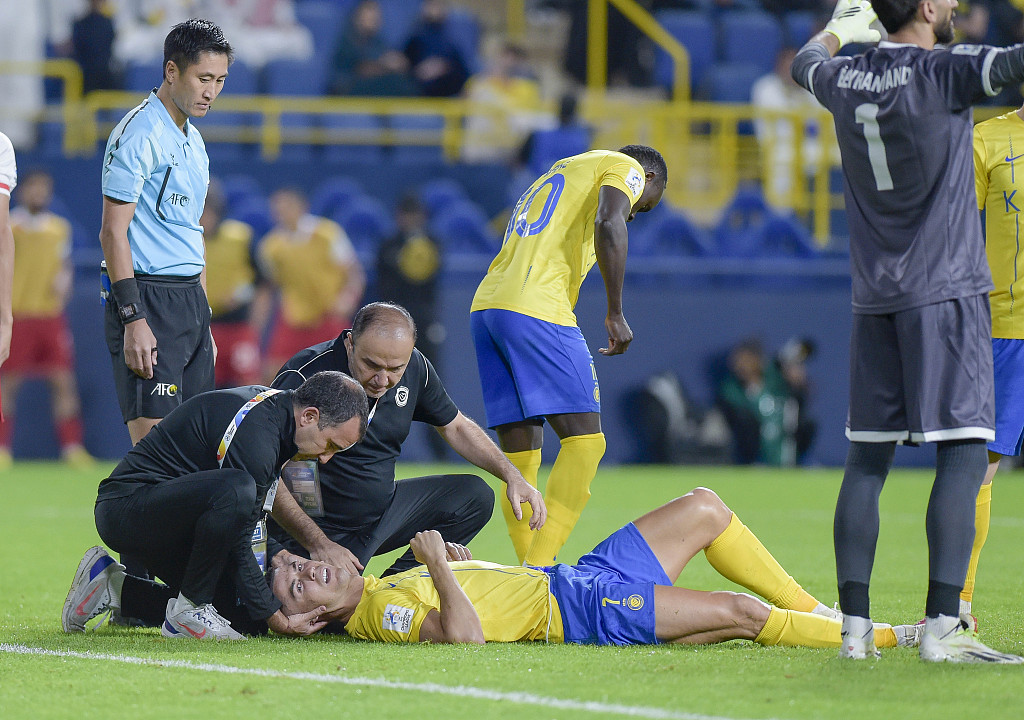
top-left (221, 175), bottom-right (265, 209)
top-left (712, 187), bottom-right (770, 256)
top-left (526, 125), bottom-right (591, 176)
top-left (418, 178), bottom-right (468, 218)
top-left (336, 196), bottom-right (395, 257)
top-left (278, 113), bottom-right (317, 161)
top-left (294, 0), bottom-right (351, 60)
top-left (445, 8), bottom-right (482, 73)
top-left (700, 62), bottom-right (764, 104)
top-left (310, 176), bottom-right (365, 218)
top-left (220, 60), bottom-right (258, 95)
top-left (653, 10), bottom-right (716, 96)
top-left (264, 58), bottom-right (328, 97)
top-left (388, 114), bottom-right (445, 163)
top-left (430, 199), bottom-right (500, 257)
top-left (229, 197), bottom-right (273, 240)
top-left (376, 0), bottom-right (423, 49)
top-left (124, 61), bottom-right (163, 93)
top-left (783, 11), bottom-right (818, 47)
top-left (632, 206), bottom-right (713, 258)
top-left (321, 114), bottom-right (385, 163)
top-left (719, 11), bottom-right (784, 76)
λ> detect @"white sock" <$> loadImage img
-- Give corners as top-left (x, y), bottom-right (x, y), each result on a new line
top-left (924, 614), bottom-right (961, 639)
top-left (108, 568), bottom-right (125, 610)
top-left (959, 599), bottom-right (972, 617)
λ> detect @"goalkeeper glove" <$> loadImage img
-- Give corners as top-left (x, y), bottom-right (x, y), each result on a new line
top-left (825, 0), bottom-right (882, 49)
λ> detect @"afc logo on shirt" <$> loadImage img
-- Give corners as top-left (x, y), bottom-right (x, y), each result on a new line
top-left (382, 604), bottom-right (414, 634)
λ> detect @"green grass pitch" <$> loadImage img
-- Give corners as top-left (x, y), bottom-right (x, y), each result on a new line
top-left (3, 461), bottom-right (1024, 719)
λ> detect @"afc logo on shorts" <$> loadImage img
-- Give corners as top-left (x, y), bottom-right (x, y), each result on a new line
top-left (150, 383), bottom-right (178, 397)
top-left (395, 386), bottom-right (409, 407)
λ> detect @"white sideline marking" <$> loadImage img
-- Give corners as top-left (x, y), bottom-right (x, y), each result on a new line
top-left (2, 643), bottom-right (770, 720)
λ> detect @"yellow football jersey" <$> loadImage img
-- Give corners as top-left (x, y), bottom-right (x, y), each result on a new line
top-left (204, 219), bottom-right (256, 317)
top-left (10, 208), bottom-right (71, 317)
top-left (974, 110), bottom-right (1024, 339)
top-left (344, 561), bottom-right (564, 643)
top-left (470, 150), bottom-right (646, 326)
top-left (259, 215), bottom-right (355, 327)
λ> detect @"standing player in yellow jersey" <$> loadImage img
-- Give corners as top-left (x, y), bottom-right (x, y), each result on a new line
top-left (471, 146), bottom-right (667, 565)
top-left (967, 105), bottom-right (1024, 627)
top-left (0, 170), bottom-right (93, 468)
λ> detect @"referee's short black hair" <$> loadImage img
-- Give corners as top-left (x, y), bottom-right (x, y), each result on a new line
top-left (869, 0), bottom-right (918, 35)
top-left (351, 302), bottom-right (418, 342)
top-left (618, 145), bottom-right (668, 187)
top-left (294, 371), bottom-right (369, 433)
top-left (164, 18), bottom-right (233, 78)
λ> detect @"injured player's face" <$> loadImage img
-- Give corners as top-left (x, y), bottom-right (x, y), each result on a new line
top-left (270, 556), bottom-right (350, 615)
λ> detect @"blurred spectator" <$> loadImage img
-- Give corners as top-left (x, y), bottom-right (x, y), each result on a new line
top-left (72, 0), bottom-right (120, 92)
top-left (461, 40), bottom-right (544, 163)
top-left (376, 193), bottom-right (447, 460)
top-left (329, 0), bottom-right (414, 96)
top-left (775, 336), bottom-right (817, 464)
top-left (257, 187), bottom-right (365, 383)
top-left (208, 0), bottom-right (313, 68)
top-left (952, 1), bottom-right (990, 43)
top-left (0, 0), bottom-right (45, 147)
top-left (111, 0), bottom-right (191, 65)
top-left (716, 337), bottom-right (815, 466)
top-left (201, 179), bottom-right (263, 388)
top-left (981, 0), bottom-right (1024, 107)
top-left (751, 47), bottom-right (827, 207)
top-left (561, 0), bottom-right (651, 87)
top-left (1, 170), bottom-right (94, 468)
top-left (403, 0), bottom-right (470, 97)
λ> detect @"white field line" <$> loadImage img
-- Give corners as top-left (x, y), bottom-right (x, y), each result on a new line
top-left (1, 643), bottom-right (778, 720)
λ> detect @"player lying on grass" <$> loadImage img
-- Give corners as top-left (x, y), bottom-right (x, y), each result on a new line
top-left (270, 487), bottom-right (920, 649)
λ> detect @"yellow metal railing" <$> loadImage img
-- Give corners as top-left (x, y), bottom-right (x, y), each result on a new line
top-left (587, 0), bottom-right (691, 101)
top-left (0, 59), bottom-right (88, 155)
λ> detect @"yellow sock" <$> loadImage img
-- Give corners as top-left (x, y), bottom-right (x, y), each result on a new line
top-left (524, 433), bottom-right (605, 566)
top-left (705, 514), bottom-right (819, 612)
top-left (754, 607), bottom-right (898, 649)
top-left (501, 449), bottom-right (542, 564)
top-left (961, 482), bottom-right (992, 604)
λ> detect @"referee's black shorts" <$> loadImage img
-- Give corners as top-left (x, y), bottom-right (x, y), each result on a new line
top-left (104, 273), bottom-right (214, 423)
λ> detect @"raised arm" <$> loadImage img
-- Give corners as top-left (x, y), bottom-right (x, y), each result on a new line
top-left (0, 193), bottom-right (12, 366)
top-left (436, 411), bottom-right (546, 529)
top-left (594, 185), bottom-right (632, 356)
top-left (411, 530), bottom-right (484, 644)
top-left (791, 0), bottom-right (879, 89)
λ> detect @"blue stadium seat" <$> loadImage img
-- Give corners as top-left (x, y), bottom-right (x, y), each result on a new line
top-left (748, 214), bottom-right (819, 258)
top-left (278, 114), bottom-right (317, 161)
top-left (653, 10), bottom-right (716, 96)
top-left (295, 0), bottom-right (351, 59)
top-left (221, 175), bottom-right (265, 209)
top-left (377, 0), bottom-right (423, 48)
top-left (220, 60), bottom-right (258, 95)
top-left (336, 196), bottom-right (395, 256)
top-left (321, 114), bottom-right (385, 163)
top-left (264, 57), bottom-right (328, 97)
top-left (430, 199), bottom-right (500, 256)
top-left (445, 8), bottom-right (482, 73)
top-left (229, 197), bottom-right (273, 240)
top-left (783, 11), bottom-right (818, 47)
top-left (700, 62), bottom-right (764, 104)
top-left (719, 11), bottom-right (783, 75)
top-left (631, 206), bottom-right (713, 258)
top-left (526, 125), bottom-right (591, 176)
top-left (389, 114), bottom-right (445, 163)
top-left (712, 187), bottom-right (770, 256)
top-left (418, 178), bottom-right (467, 218)
top-left (124, 61), bottom-right (163, 93)
top-left (310, 176), bottom-right (364, 218)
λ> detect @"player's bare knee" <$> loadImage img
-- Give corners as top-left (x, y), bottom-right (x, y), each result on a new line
top-left (684, 486), bottom-right (732, 533)
top-left (727, 592), bottom-right (769, 638)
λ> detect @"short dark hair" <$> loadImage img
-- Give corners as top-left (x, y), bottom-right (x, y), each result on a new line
top-left (163, 18), bottom-right (233, 79)
top-left (618, 145), bottom-right (668, 187)
top-left (351, 302), bottom-right (417, 342)
top-left (293, 371), bottom-right (369, 433)
top-left (869, 0), bottom-right (919, 35)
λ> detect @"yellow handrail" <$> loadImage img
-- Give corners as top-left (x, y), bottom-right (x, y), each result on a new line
top-left (586, 0), bottom-right (691, 102)
top-left (0, 59), bottom-right (87, 155)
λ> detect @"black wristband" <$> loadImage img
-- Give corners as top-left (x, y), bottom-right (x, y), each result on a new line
top-left (111, 278), bottom-right (147, 325)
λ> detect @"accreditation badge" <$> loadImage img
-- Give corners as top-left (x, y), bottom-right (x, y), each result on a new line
top-left (281, 460), bottom-right (325, 517)
top-left (251, 517), bottom-right (267, 573)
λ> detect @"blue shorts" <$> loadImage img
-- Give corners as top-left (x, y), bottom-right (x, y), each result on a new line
top-left (543, 523), bottom-right (670, 645)
top-left (990, 338), bottom-right (1024, 456)
top-left (470, 309), bottom-right (600, 428)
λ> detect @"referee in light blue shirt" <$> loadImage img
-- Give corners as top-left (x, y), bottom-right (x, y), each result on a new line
top-left (99, 18), bottom-right (232, 446)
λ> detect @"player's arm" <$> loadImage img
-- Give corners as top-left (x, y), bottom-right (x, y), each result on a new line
top-left (594, 184), bottom-right (633, 356)
top-left (791, 0), bottom-right (880, 88)
top-left (411, 530), bottom-right (484, 644)
top-left (99, 196), bottom-right (158, 379)
top-left (269, 473), bottom-right (364, 574)
top-left (0, 193), bottom-right (12, 366)
top-left (331, 227), bottom-right (365, 320)
top-left (436, 411), bottom-right (547, 529)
